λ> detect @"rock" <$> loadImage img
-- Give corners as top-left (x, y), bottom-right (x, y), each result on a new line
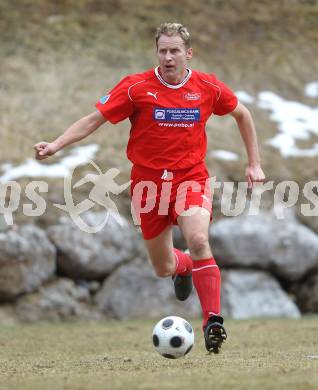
top-left (221, 269), bottom-right (301, 319)
top-left (15, 278), bottom-right (102, 322)
top-left (0, 215), bottom-right (7, 232)
top-left (76, 280), bottom-right (101, 294)
top-left (0, 225), bottom-right (56, 300)
top-left (295, 271), bottom-right (318, 313)
top-left (48, 212), bottom-right (147, 280)
top-left (211, 213), bottom-right (318, 281)
top-left (297, 212), bottom-right (318, 235)
top-left (94, 258), bottom-right (201, 320)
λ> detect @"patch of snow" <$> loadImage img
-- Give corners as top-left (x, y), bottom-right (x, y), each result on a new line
top-left (236, 90), bottom-right (255, 104)
top-left (257, 91), bottom-right (318, 157)
top-left (305, 82), bottom-right (318, 98)
top-left (210, 150), bottom-right (239, 161)
top-left (0, 144), bottom-right (99, 182)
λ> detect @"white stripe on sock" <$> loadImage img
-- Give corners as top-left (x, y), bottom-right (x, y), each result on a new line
top-left (192, 264), bottom-right (218, 272)
top-left (174, 252), bottom-right (179, 274)
top-left (208, 311), bottom-right (220, 316)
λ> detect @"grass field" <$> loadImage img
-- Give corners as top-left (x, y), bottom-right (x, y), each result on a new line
top-left (0, 318), bottom-right (317, 390)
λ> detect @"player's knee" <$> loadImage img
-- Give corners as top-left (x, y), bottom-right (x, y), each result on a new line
top-left (153, 264), bottom-right (174, 278)
top-left (188, 232), bottom-right (210, 255)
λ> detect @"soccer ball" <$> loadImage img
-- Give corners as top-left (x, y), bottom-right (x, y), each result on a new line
top-left (152, 316), bottom-right (194, 359)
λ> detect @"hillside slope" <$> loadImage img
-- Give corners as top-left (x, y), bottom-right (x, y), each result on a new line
top-left (0, 0), bottom-right (317, 223)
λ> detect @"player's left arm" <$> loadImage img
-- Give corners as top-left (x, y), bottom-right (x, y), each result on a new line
top-left (229, 101), bottom-right (266, 188)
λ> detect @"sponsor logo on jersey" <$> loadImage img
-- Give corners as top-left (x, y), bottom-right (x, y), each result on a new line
top-left (99, 95), bottom-right (110, 104)
top-left (161, 169), bottom-right (173, 180)
top-left (184, 92), bottom-right (201, 101)
top-left (147, 91), bottom-right (158, 100)
top-left (153, 108), bottom-right (200, 121)
top-left (154, 109), bottom-right (166, 120)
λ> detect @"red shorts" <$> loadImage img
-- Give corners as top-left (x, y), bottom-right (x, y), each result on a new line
top-left (130, 161), bottom-right (212, 240)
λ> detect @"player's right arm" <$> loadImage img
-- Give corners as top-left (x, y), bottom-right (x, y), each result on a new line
top-left (33, 110), bottom-right (106, 160)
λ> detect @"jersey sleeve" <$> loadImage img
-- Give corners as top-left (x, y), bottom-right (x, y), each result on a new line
top-left (212, 77), bottom-right (238, 116)
top-left (95, 76), bottom-right (135, 124)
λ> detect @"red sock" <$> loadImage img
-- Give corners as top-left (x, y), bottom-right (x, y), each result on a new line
top-left (173, 248), bottom-right (193, 276)
top-left (192, 257), bottom-right (221, 328)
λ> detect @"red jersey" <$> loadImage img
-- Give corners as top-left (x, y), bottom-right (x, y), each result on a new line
top-left (95, 67), bottom-right (238, 170)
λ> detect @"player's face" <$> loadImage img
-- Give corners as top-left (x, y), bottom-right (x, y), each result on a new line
top-left (157, 34), bottom-right (193, 84)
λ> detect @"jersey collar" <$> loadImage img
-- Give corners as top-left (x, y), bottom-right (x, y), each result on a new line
top-left (155, 66), bottom-right (192, 89)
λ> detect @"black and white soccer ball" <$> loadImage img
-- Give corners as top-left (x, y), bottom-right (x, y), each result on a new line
top-left (152, 316), bottom-right (194, 359)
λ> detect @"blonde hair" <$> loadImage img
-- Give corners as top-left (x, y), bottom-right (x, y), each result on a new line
top-left (155, 23), bottom-right (191, 49)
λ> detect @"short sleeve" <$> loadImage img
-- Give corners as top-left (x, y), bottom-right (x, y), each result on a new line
top-left (212, 78), bottom-right (238, 116)
top-left (95, 76), bottom-right (135, 124)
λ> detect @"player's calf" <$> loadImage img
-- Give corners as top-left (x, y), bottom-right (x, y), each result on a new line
top-left (172, 248), bottom-right (193, 301)
top-left (172, 273), bottom-right (193, 301)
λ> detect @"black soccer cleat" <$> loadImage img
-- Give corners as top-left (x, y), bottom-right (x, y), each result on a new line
top-left (172, 273), bottom-right (193, 301)
top-left (204, 315), bottom-right (227, 354)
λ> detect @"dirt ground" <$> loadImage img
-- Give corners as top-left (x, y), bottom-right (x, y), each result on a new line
top-left (0, 317), bottom-right (317, 390)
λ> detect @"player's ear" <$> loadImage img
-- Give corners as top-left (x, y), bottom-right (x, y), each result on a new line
top-left (186, 47), bottom-right (193, 60)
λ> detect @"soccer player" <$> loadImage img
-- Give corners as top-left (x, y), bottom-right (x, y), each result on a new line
top-left (34, 23), bottom-right (265, 353)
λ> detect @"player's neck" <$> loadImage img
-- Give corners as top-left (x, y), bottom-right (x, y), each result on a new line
top-left (158, 67), bottom-right (189, 85)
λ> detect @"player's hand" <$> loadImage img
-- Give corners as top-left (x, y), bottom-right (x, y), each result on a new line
top-left (33, 142), bottom-right (60, 160)
top-left (245, 164), bottom-right (265, 189)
